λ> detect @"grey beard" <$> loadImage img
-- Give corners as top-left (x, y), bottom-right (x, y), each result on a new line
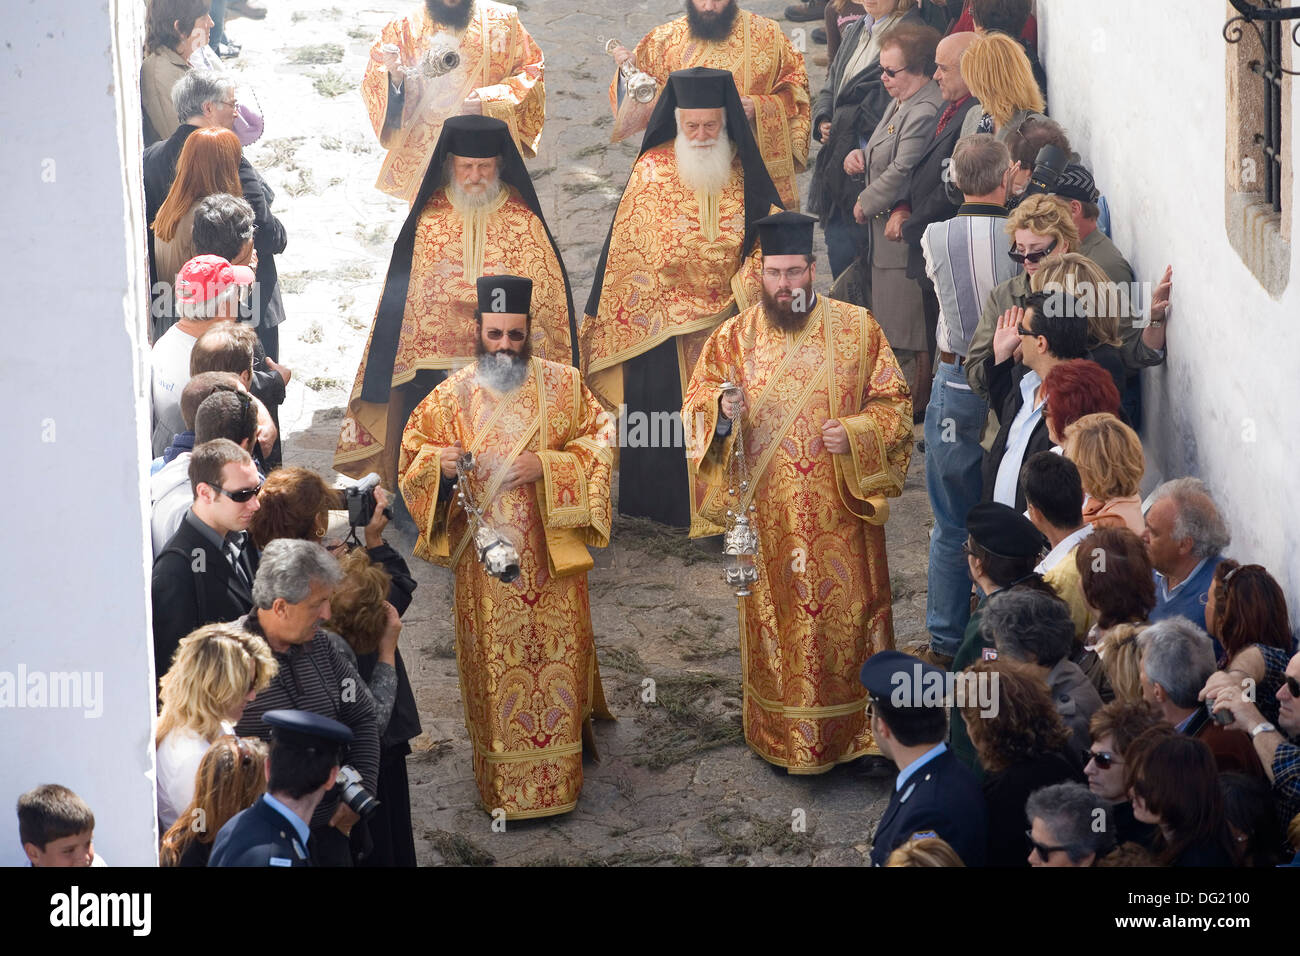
top-left (447, 175), bottom-right (503, 210)
top-left (475, 351), bottom-right (530, 392)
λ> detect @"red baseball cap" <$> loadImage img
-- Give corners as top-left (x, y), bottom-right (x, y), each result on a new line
top-left (175, 254), bottom-right (256, 306)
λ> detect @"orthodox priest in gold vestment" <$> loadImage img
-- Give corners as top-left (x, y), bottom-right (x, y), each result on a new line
top-left (336, 116), bottom-right (575, 490)
top-left (580, 67), bottom-right (784, 528)
top-left (609, 0), bottom-right (810, 210)
top-left (399, 275), bottom-right (614, 819)
top-left (364, 0), bottom-right (546, 204)
top-left (683, 212), bottom-right (913, 772)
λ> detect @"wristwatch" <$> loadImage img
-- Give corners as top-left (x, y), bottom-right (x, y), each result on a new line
top-left (1250, 721), bottom-right (1278, 739)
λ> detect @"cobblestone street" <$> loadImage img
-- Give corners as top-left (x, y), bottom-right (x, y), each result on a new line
top-left (237, 0), bottom-right (934, 865)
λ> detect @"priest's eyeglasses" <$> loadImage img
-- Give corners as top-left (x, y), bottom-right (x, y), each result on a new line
top-left (761, 265), bottom-right (811, 282)
top-left (485, 329), bottom-right (527, 342)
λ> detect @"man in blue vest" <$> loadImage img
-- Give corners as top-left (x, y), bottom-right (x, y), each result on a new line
top-left (863, 650), bottom-right (988, 866)
top-left (1142, 477), bottom-right (1229, 635)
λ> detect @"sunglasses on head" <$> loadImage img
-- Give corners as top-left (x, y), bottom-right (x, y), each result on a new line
top-left (1025, 829), bottom-right (1071, 859)
top-left (213, 480), bottom-right (263, 503)
top-left (484, 329), bottom-right (527, 342)
top-left (1085, 749), bottom-right (1119, 769)
top-left (1008, 239), bottom-right (1058, 264)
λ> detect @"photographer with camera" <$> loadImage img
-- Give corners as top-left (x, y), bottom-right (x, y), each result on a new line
top-left (249, 466), bottom-right (419, 866)
top-left (232, 539), bottom-right (380, 866)
top-left (209, 710), bottom-right (353, 868)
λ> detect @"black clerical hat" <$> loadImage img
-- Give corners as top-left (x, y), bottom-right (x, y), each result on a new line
top-left (965, 502), bottom-right (1047, 560)
top-left (859, 650), bottom-right (946, 704)
top-left (477, 274), bottom-right (533, 315)
top-left (756, 211), bottom-right (817, 257)
top-left (669, 67), bottom-right (731, 109)
top-left (441, 115), bottom-right (512, 158)
top-left (263, 709), bottom-right (353, 758)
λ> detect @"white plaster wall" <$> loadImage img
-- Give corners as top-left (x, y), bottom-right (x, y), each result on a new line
top-left (1040, 0), bottom-right (1300, 631)
top-left (0, 0), bottom-right (158, 865)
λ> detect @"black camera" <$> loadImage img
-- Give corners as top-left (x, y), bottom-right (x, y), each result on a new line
top-left (334, 764), bottom-right (381, 820)
top-left (1012, 144), bottom-right (1070, 207)
top-left (346, 473), bottom-right (393, 528)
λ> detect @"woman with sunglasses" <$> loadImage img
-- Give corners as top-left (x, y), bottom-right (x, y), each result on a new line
top-left (1125, 729), bottom-right (1239, 867)
top-left (155, 622), bottom-right (277, 832)
top-left (159, 735), bottom-right (268, 866)
top-left (963, 194), bottom-right (1080, 402)
top-left (1084, 699), bottom-right (1164, 848)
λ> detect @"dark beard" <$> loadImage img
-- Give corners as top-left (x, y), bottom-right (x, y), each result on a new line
top-left (426, 0), bottom-right (475, 31)
top-left (761, 286), bottom-right (812, 333)
top-left (685, 0), bottom-right (739, 41)
top-left (474, 336), bottom-right (533, 391)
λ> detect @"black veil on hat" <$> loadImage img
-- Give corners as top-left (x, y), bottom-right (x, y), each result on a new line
top-left (583, 67), bottom-right (786, 318)
top-left (360, 116), bottom-right (576, 403)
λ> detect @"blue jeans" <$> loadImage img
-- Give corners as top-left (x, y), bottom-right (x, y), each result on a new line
top-left (209, 0), bottom-right (229, 46)
top-left (924, 360), bottom-right (989, 656)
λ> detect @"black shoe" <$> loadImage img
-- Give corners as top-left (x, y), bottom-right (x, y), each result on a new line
top-left (214, 39), bottom-right (241, 59)
top-left (812, 27), bottom-right (827, 44)
top-left (784, 1), bottom-right (827, 23)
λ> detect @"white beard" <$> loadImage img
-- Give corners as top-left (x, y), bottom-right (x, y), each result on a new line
top-left (475, 351), bottom-right (529, 392)
top-left (673, 130), bottom-right (735, 195)
top-left (447, 173), bottom-right (503, 210)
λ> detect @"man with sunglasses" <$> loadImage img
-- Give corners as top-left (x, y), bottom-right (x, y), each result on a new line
top-left (1025, 782), bottom-right (1115, 867)
top-left (152, 438), bottom-right (263, 684)
top-left (398, 275), bottom-right (615, 821)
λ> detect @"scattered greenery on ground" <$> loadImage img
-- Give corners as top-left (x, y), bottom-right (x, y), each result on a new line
top-left (289, 43), bottom-right (344, 64)
top-left (424, 829), bottom-right (496, 866)
top-left (312, 68), bottom-right (351, 98)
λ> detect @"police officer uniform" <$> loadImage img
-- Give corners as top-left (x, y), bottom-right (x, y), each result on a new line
top-left (208, 710), bottom-right (353, 868)
top-left (862, 651), bottom-right (989, 866)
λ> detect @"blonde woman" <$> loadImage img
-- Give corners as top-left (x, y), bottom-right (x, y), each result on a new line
top-left (886, 835), bottom-right (967, 867)
top-left (965, 194), bottom-right (1080, 400)
top-left (1033, 253), bottom-right (1128, 403)
top-left (159, 735), bottom-right (268, 867)
top-left (958, 31), bottom-right (1045, 138)
top-left (1062, 412), bottom-right (1145, 534)
top-left (155, 623), bottom-right (277, 830)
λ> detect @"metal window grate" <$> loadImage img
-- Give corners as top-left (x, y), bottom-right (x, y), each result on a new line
top-left (1249, 7), bottom-right (1285, 213)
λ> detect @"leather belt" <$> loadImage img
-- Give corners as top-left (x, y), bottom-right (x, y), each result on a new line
top-left (938, 350), bottom-right (965, 367)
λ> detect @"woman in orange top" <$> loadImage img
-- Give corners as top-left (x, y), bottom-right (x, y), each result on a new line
top-left (1062, 412), bottom-right (1145, 535)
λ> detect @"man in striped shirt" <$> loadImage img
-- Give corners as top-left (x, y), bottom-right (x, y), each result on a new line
top-left (915, 133), bottom-right (1020, 665)
top-left (235, 539), bottom-right (381, 867)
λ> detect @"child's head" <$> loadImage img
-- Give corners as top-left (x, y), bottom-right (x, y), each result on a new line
top-left (17, 784), bottom-right (96, 867)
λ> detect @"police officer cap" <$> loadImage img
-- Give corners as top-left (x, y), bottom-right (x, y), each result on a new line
top-left (965, 502), bottom-right (1047, 560)
top-left (263, 709), bottom-right (353, 756)
top-left (477, 274), bottom-right (533, 315)
top-left (859, 650), bottom-right (945, 702)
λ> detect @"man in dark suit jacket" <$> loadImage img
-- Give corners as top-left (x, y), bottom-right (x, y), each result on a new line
top-left (981, 290), bottom-right (1088, 512)
top-left (143, 70), bottom-right (287, 354)
top-left (152, 439), bottom-right (262, 681)
top-left (863, 651), bottom-right (988, 866)
top-left (209, 710), bottom-right (353, 868)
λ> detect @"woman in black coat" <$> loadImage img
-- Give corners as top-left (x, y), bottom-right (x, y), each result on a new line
top-left (961, 659), bottom-right (1085, 867)
top-left (1127, 730), bottom-right (1239, 867)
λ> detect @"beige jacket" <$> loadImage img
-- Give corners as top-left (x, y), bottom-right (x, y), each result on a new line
top-left (142, 48), bottom-right (190, 144)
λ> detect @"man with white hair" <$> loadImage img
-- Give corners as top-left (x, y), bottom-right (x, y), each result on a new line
top-left (399, 275), bottom-right (614, 820)
top-left (607, 0), bottom-right (810, 209)
top-left (364, 0), bottom-right (545, 204)
top-left (1142, 477), bottom-right (1230, 634)
top-left (581, 67), bottom-right (784, 528)
top-left (335, 116), bottom-right (574, 492)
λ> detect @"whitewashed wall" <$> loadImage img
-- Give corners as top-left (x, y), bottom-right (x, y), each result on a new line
top-left (0, 0), bottom-right (158, 865)
top-left (1040, 0), bottom-right (1300, 631)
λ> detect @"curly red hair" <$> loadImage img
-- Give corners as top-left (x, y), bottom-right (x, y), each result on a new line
top-left (1042, 359), bottom-right (1120, 440)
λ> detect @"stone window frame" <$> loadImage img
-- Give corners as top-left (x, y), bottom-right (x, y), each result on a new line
top-left (1224, 2), bottom-right (1293, 296)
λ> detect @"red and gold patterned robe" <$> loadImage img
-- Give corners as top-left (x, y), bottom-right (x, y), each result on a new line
top-left (399, 358), bottom-right (615, 818)
top-left (334, 185), bottom-right (570, 488)
top-left (610, 9), bottom-right (810, 209)
top-left (364, 1), bottom-right (545, 203)
top-left (579, 144), bottom-right (767, 414)
top-left (682, 296), bottom-right (913, 772)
